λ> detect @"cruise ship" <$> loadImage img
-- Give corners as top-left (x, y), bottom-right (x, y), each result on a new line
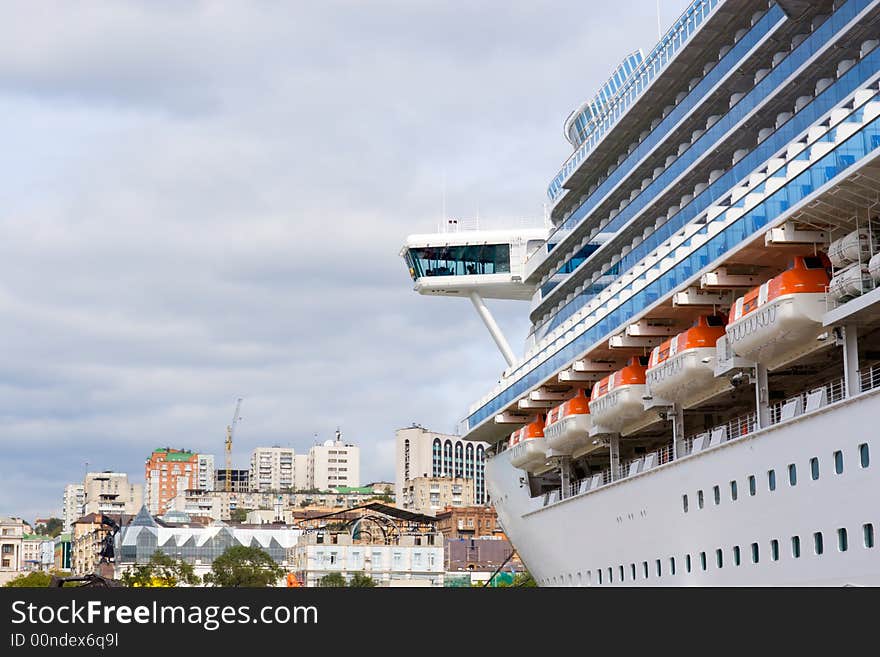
top-left (401, 0), bottom-right (880, 585)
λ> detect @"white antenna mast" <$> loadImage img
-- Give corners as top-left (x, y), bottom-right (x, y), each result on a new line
top-left (656, 0), bottom-right (662, 39)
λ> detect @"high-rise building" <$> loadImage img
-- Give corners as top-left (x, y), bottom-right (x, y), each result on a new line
top-left (82, 472), bottom-right (144, 517)
top-left (395, 425), bottom-right (488, 506)
top-left (400, 476), bottom-right (475, 514)
top-left (196, 454), bottom-right (215, 492)
top-left (62, 484), bottom-right (85, 533)
top-left (144, 448), bottom-right (209, 515)
top-left (249, 447), bottom-right (295, 492)
top-left (215, 468), bottom-right (250, 493)
top-left (307, 431), bottom-right (360, 490)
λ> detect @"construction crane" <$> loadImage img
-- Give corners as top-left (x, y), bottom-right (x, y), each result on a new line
top-left (224, 398), bottom-right (243, 493)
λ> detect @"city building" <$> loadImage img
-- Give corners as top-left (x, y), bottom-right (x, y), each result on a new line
top-left (250, 447), bottom-right (295, 492)
top-left (54, 534), bottom-right (72, 571)
top-left (21, 534), bottom-right (54, 571)
top-left (435, 505), bottom-right (501, 539)
top-left (307, 431), bottom-right (360, 490)
top-left (444, 537), bottom-right (521, 574)
top-left (290, 504), bottom-right (443, 587)
top-left (294, 454), bottom-right (309, 489)
top-left (62, 484), bottom-right (85, 533)
top-left (400, 477), bottom-right (474, 514)
top-left (83, 471), bottom-right (144, 517)
top-left (196, 454), bottom-right (215, 492)
top-left (395, 424), bottom-right (488, 507)
top-left (0, 517), bottom-right (25, 584)
top-left (71, 513), bottom-right (129, 576)
top-left (215, 468), bottom-right (249, 493)
top-left (114, 507), bottom-right (301, 581)
top-left (144, 448), bottom-right (210, 515)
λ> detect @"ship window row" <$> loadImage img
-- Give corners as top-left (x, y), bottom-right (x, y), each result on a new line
top-left (552, 0), bottom-right (724, 194)
top-left (682, 443), bottom-right (870, 513)
top-left (405, 244), bottom-right (510, 279)
top-left (470, 80), bottom-right (880, 429)
top-left (532, 66), bottom-right (880, 355)
top-left (534, 16), bottom-right (878, 335)
top-left (549, 522), bottom-right (876, 586)
top-left (542, 2), bottom-right (859, 294)
top-left (548, 1), bottom-right (782, 230)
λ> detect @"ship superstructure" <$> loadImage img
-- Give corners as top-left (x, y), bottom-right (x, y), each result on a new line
top-left (403, 0), bottom-right (880, 585)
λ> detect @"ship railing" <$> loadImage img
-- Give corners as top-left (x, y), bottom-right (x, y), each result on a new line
top-left (550, 369), bottom-right (880, 505)
top-left (767, 376), bottom-right (845, 425)
top-left (860, 363), bottom-right (880, 393)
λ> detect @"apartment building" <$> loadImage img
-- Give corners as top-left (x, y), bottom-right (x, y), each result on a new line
top-left (83, 471), bottom-right (144, 517)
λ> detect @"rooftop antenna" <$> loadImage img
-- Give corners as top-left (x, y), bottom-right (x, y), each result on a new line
top-left (441, 170), bottom-right (447, 232)
top-left (656, 0), bottom-right (662, 39)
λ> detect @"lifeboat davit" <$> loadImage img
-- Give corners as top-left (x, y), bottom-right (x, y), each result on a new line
top-left (589, 357), bottom-right (662, 436)
top-left (646, 314), bottom-right (730, 409)
top-left (544, 389), bottom-right (594, 458)
top-left (508, 416), bottom-right (548, 473)
top-left (725, 255), bottom-right (830, 370)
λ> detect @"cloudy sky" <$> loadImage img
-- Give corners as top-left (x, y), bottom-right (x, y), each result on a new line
top-left (0, 0), bottom-right (692, 520)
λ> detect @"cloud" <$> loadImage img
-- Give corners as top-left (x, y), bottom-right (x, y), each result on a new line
top-left (0, 0), bottom-right (693, 520)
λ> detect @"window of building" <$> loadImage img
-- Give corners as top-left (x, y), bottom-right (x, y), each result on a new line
top-left (730, 480), bottom-right (738, 501)
top-left (770, 539), bottom-right (779, 561)
top-left (655, 559), bottom-right (661, 578)
top-left (713, 486), bottom-right (720, 505)
top-left (859, 443), bottom-right (870, 468)
top-left (619, 565), bottom-right (624, 582)
top-left (814, 532), bottom-right (824, 555)
top-left (630, 564), bottom-right (636, 581)
top-left (607, 567), bottom-right (613, 583)
top-left (697, 490), bottom-right (704, 509)
top-left (715, 549), bottom-right (723, 569)
top-left (751, 543), bottom-right (759, 563)
top-left (838, 528), bottom-right (848, 552)
top-left (733, 545), bottom-right (741, 566)
top-left (598, 570), bottom-right (603, 585)
top-left (669, 557), bottom-right (676, 576)
top-left (685, 555), bottom-right (692, 573)
top-left (792, 535), bottom-right (801, 558)
top-left (748, 475), bottom-right (756, 496)
top-left (699, 552), bottom-right (707, 571)
top-left (642, 561), bottom-right (649, 579)
top-left (767, 469), bottom-right (776, 491)
top-left (788, 464), bottom-right (797, 486)
top-left (682, 494), bottom-right (688, 513)
top-left (810, 457), bottom-right (819, 481)
top-left (834, 450), bottom-right (843, 474)
top-left (864, 523), bottom-right (875, 549)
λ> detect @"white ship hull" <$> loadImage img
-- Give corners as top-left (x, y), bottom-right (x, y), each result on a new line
top-left (487, 388), bottom-right (880, 586)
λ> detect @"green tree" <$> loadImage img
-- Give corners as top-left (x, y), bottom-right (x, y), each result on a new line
top-left (120, 551), bottom-right (200, 587)
top-left (229, 508), bottom-right (249, 522)
top-left (202, 545), bottom-right (284, 587)
top-left (317, 572), bottom-right (347, 587)
top-left (495, 571), bottom-right (536, 588)
top-left (5, 570), bottom-right (71, 587)
top-left (348, 572), bottom-right (376, 588)
top-left (34, 518), bottom-right (64, 538)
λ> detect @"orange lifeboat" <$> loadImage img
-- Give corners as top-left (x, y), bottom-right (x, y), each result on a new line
top-left (646, 314), bottom-right (729, 408)
top-left (544, 389), bottom-right (593, 457)
top-left (589, 356), bottom-right (663, 435)
top-left (725, 256), bottom-right (830, 370)
top-left (508, 415), bottom-right (548, 473)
